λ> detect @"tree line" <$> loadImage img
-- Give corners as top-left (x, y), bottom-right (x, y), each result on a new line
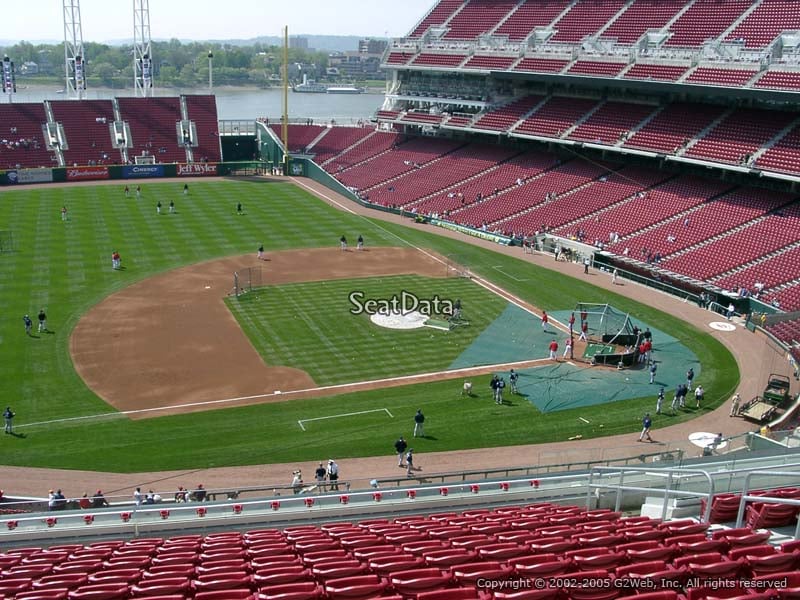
top-left (0, 39), bottom-right (331, 88)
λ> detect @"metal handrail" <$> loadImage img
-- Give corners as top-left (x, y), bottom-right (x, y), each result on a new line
top-left (735, 470), bottom-right (800, 538)
top-left (588, 465), bottom-right (716, 522)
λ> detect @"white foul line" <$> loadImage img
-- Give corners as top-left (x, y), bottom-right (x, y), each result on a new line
top-left (297, 408), bottom-right (393, 431)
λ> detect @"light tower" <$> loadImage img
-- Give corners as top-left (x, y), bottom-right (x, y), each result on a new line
top-left (63, 0), bottom-right (86, 99)
top-left (2, 56), bottom-right (17, 103)
top-left (208, 51), bottom-right (214, 90)
top-left (133, 0), bottom-right (154, 97)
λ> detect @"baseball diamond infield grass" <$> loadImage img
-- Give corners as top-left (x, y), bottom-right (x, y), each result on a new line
top-left (226, 275), bottom-right (508, 385)
top-left (0, 179), bottom-right (739, 473)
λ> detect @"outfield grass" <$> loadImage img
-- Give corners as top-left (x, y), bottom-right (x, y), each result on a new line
top-left (0, 179), bottom-right (739, 472)
top-left (226, 275), bottom-right (507, 385)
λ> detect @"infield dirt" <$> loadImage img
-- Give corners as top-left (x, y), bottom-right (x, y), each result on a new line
top-left (70, 247), bottom-right (458, 418)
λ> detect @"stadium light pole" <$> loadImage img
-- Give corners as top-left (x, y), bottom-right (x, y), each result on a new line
top-left (63, 0), bottom-right (86, 100)
top-left (208, 51), bottom-right (214, 91)
top-left (2, 55), bottom-right (17, 104)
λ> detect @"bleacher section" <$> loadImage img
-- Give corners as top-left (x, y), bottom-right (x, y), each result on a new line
top-left (117, 97), bottom-right (186, 164)
top-left (309, 127), bottom-right (374, 165)
top-left (0, 500), bottom-right (797, 600)
top-left (472, 96), bottom-right (543, 131)
top-left (335, 137), bottom-right (464, 192)
top-left (665, 0), bottom-right (753, 47)
top-left (512, 57), bottom-right (570, 73)
top-left (566, 61), bottom-right (629, 77)
top-left (623, 103), bottom-right (727, 154)
top-left (269, 124), bottom-right (326, 153)
top-left (601, 0), bottom-right (687, 44)
top-left (549, 0), bottom-right (628, 43)
top-left (184, 95), bottom-right (222, 163)
top-left (660, 203), bottom-right (800, 281)
top-left (685, 67), bottom-right (759, 87)
top-left (442, 0), bottom-right (518, 40)
top-left (409, 0), bottom-right (463, 37)
top-left (514, 97), bottom-right (600, 138)
top-left (725, 0), bottom-right (800, 48)
top-left (568, 102), bottom-right (658, 145)
top-left (50, 100), bottom-right (117, 167)
top-left (0, 103), bottom-right (55, 169)
top-left (622, 64), bottom-right (689, 82)
top-left (494, 0), bottom-right (571, 41)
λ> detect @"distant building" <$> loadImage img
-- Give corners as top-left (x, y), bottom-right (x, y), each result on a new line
top-left (328, 51), bottom-right (383, 77)
top-left (289, 37), bottom-right (309, 50)
top-left (20, 61), bottom-right (39, 75)
top-left (359, 39), bottom-right (388, 54)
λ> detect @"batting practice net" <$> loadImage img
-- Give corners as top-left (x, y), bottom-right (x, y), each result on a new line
top-left (233, 266), bottom-right (263, 297)
top-left (446, 254), bottom-right (473, 279)
top-left (575, 303), bottom-right (639, 366)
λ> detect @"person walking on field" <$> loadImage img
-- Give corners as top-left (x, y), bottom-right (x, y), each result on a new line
top-left (4, 406), bottom-right (15, 434)
top-left (327, 459), bottom-right (339, 491)
top-left (638, 413), bottom-right (653, 442)
top-left (156, 201), bottom-right (162, 215)
top-left (405, 449), bottom-right (415, 477)
top-left (548, 339), bottom-right (558, 360)
top-left (37, 309), bottom-right (47, 333)
top-left (579, 320), bottom-right (589, 342)
top-left (183, 183), bottom-right (189, 195)
top-left (541, 310), bottom-right (549, 332)
top-left (563, 336), bottom-right (572, 359)
top-left (730, 393), bottom-right (741, 417)
top-left (395, 436), bottom-right (408, 467)
top-left (413, 409), bottom-right (425, 438)
top-left (23, 314), bottom-right (32, 336)
top-left (61, 206), bottom-right (68, 221)
top-left (357, 235), bottom-right (364, 250)
top-left (649, 361), bottom-right (657, 384)
top-left (509, 369), bottom-right (519, 394)
top-left (340, 235), bottom-right (348, 251)
top-left (169, 200), bottom-right (175, 214)
top-left (656, 388), bottom-right (665, 414)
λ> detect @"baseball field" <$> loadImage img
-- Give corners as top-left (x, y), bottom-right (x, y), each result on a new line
top-left (0, 178), bottom-right (739, 474)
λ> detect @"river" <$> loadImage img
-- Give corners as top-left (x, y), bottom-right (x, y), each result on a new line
top-left (7, 85), bottom-right (386, 122)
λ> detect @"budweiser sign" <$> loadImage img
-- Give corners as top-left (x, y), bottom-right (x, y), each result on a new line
top-left (177, 163), bottom-right (218, 176)
top-left (66, 166), bottom-right (109, 181)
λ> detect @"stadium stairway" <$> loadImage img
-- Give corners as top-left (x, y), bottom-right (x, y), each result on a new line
top-left (674, 108), bottom-right (735, 157)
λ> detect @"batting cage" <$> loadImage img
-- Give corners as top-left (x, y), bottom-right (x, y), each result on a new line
top-left (575, 303), bottom-right (639, 366)
top-left (233, 266), bottom-right (263, 297)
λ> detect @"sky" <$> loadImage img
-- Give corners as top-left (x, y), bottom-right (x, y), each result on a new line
top-left (2, 0), bottom-right (436, 44)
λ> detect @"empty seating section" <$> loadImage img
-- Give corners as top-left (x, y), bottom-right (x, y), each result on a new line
top-left (494, 0), bottom-right (572, 41)
top-left (513, 58), bottom-right (569, 73)
top-left (443, 0), bottom-right (518, 39)
top-left (462, 55), bottom-right (517, 70)
top-left (550, 0), bottom-right (627, 42)
top-left (623, 64), bottom-right (689, 81)
top-left (269, 124), bottom-right (326, 153)
top-left (386, 52), bottom-right (415, 65)
top-left (686, 108), bottom-right (796, 165)
top-left (453, 160), bottom-right (607, 228)
top-left (473, 96), bottom-right (543, 131)
top-left (0, 103), bottom-right (54, 169)
top-left (400, 112), bottom-right (445, 126)
top-left (556, 177), bottom-right (733, 243)
top-left (335, 137), bottom-right (464, 191)
top-left (726, 0), bottom-right (800, 48)
top-left (602, 0), bottom-right (686, 44)
top-left (5, 502), bottom-right (798, 600)
top-left (500, 167), bottom-right (669, 237)
top-left (615, 188), bottom-right (791, 260)
top-left (50, 100), bottom-right (116, 167)
top-left (117, 97), bottom-right (186, 164)
top-left (754, 70), bottom-right (800, 90)
top-left (410, 0), bottom-right (464, 37)
top-left (665, 0), bottom-right (752, 47)
top-left (566, 61), bottom-right (628, 77)
top-left (756, 121), bottom-right (800, 175)
top-left (325, 131), bottom-right (402, 172)
top-left (624, 103), bottom-right (727, 154)
top-left (661, 204), bottom-right (800, 280)
top-left (568, 102), bottom-right (658, 144)
top-left (184, 94), bottom-right (222, 163)
top-left (774, 284), bottom-right (800, 311)
top-left (685, 67), bottom-right (758, 86)
top-left (714, 244), bottom-right (800, 294)
top-left (411, 53), bottom-right (467, 68)
top-left (310, 127), bottom-right (374, 165)
top-left (515, 97), bottom-right (600, 138)
top-left (410, 152), bottom-right (557, 216)
top-left (444, 115), bottom-right (474, 128)
top-left (768, 317), bottom-right (800, 344)
top-left (365, 144), bottom-right (519, 207)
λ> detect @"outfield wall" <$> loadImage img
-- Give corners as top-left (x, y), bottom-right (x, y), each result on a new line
top-left (0, 162), bottom-right (268, 186)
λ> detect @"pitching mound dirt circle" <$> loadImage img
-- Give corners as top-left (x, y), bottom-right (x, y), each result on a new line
top-left (69, 247), bottom-right (454, 418)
